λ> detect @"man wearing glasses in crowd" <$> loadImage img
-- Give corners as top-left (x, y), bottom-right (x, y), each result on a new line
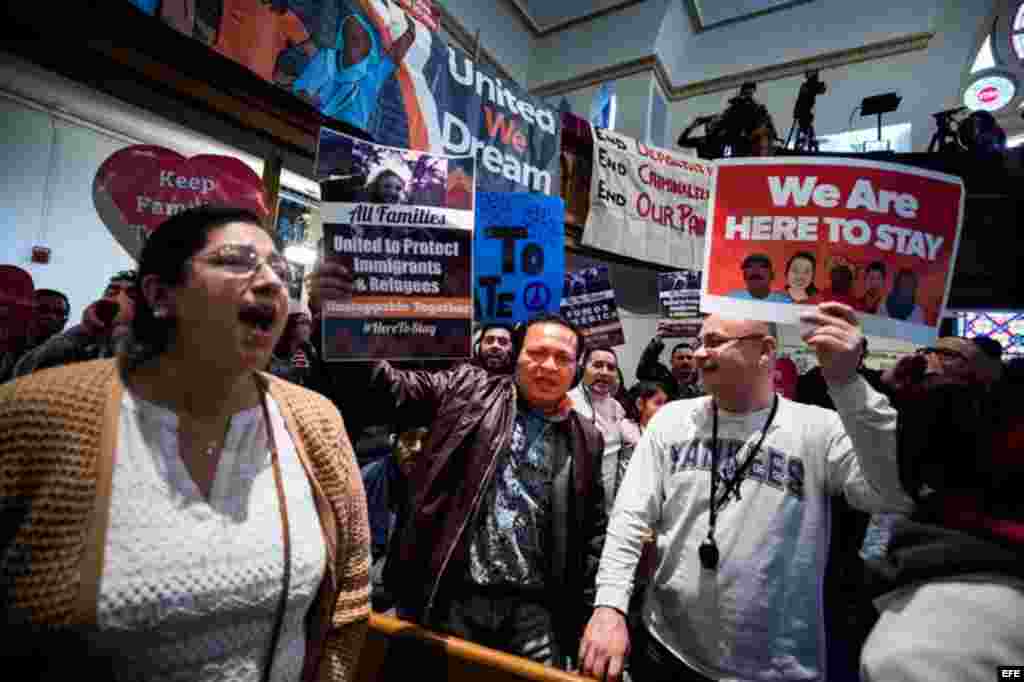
top-left (579, 302), bottom-right (914, 682)
top-left (883, 336), bottom-right (1003, 392)
top-left (860, 334), bottom-right (1004, 566)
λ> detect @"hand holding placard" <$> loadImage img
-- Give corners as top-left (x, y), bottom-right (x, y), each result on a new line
top-left (307, 261), bottom-right (355, 316)
top-left (800, 302), bottom-right (865, 386)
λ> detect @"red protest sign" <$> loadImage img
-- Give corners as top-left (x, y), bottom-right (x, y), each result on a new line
top-left (701, 157), bottom-right (964, 344)
top-left (93, 145), bottom-right (269, 258)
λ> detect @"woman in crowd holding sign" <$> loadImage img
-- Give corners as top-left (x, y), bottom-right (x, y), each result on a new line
top-left (0, 206), bottom-right (370, 681)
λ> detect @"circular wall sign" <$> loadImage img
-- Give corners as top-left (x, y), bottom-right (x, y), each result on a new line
top-left (964, 74), bottom-right (1017, 111)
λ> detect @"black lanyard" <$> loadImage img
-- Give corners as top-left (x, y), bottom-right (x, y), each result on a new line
top-left (700, 394), bottom-right (779, 571)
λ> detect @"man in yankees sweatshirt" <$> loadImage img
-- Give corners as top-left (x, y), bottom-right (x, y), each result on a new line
top-left (579, 302), bottom-right (914, 682)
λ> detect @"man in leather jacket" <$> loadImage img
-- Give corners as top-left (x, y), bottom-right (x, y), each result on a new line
top-left (307, 251), bottom-right (606, 671)
top-left (374, 314), bottom-right (607, 670)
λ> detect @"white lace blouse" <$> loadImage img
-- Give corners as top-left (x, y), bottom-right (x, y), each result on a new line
top-left (87, 389), bottom-right (327, 681)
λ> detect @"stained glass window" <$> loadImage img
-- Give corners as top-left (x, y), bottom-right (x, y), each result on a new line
top-left (957, 312), bottom-right (1024, 357)
top-left (1015, 3), bottom-right (1024, 58)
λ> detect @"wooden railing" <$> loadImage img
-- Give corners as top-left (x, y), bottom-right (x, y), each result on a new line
top-left (356, 612), bottom-right (594, 682)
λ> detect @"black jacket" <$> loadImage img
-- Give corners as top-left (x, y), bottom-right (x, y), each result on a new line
top-left (636, 337), bottom-right (701, 400)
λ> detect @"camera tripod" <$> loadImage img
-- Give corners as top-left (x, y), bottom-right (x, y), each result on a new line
top-left (786, 115), bottom-right (819, 152)
top-left (927, 107), bottom-right (966, 153)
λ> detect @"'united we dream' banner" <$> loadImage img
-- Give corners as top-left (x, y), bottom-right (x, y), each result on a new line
top-left (127, 0), bottom-right (559, 195)
top-left (701, 157), bottom-right (965, 344)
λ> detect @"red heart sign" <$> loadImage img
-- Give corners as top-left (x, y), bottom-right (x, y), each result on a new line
top-left (93, 145), bottom-right (269, 259)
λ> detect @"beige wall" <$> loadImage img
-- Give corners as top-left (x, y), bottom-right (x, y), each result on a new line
top-left (558, 71), bottom-right (657, 143)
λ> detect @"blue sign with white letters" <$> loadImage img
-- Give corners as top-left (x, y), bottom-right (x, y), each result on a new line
top-left (474, 192), bottom-right (565, 324)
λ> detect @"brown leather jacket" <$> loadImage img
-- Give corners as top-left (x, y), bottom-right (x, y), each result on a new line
top-left (371, 361), bottom-right (607, 651)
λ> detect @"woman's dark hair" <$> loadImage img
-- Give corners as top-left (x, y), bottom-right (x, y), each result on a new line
top-left (624, 381), bottom-right (669, 424)
top-left (613, 366), bottom-right (629, 410)
top-left (866, 260), bottom-right (887, 278)
top-left (785, 251), bottom-right (818, 297)
top-left (126, 205), bottom-right (264, 368)
top-left (367, 169), bottom-right (404, 200)
top-left (895, 268), bottom-right (918, 293)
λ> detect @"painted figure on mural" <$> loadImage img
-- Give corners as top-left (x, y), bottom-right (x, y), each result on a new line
top-left (293, 0), bottom-right (417, 129)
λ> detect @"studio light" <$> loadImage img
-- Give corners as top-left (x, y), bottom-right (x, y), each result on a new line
top-left (859, 92), bottom-right (902, 144)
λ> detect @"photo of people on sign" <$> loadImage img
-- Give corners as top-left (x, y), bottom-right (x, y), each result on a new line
top-left (701, 157), bottom-right (965, 344)
top-left (474, 192), bottom-right (565, 324)
top-left (316, 126), bottom-right (474, 210)
top-left (560, 265), bottom-right (626, 348)
top-left (657, 269), bottom-right (702, 339)
top-left (318, 129), bottom-right (475, 360)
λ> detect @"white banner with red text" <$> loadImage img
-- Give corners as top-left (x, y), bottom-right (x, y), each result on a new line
top-left (583, 126), bottom-right (711, 269)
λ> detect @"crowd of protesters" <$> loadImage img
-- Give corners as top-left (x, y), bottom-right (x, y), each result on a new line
top-left (2, 204), bottom-right (1022, 682)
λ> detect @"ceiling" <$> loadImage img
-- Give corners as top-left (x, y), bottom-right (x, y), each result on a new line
top-left (510, 0), bottom-right (644, 34)
top-left (686, 0), bottom-right (815, 31)
top-left (509, 0), bottom-right (814, 34)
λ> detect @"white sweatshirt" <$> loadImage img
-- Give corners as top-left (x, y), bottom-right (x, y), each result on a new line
top-left (595, 377), bottom-right (914, 681)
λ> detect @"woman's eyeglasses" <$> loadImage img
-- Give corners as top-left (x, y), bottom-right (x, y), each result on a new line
top-left (193, 244), bottom-right (291, 284)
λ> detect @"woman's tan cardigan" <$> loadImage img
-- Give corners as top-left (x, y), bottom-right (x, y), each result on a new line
top-left (0, 359), bottom-right (370, 681)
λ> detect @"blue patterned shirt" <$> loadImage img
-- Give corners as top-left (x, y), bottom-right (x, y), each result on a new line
top-left (467, 405), bottom-right (563, 588)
